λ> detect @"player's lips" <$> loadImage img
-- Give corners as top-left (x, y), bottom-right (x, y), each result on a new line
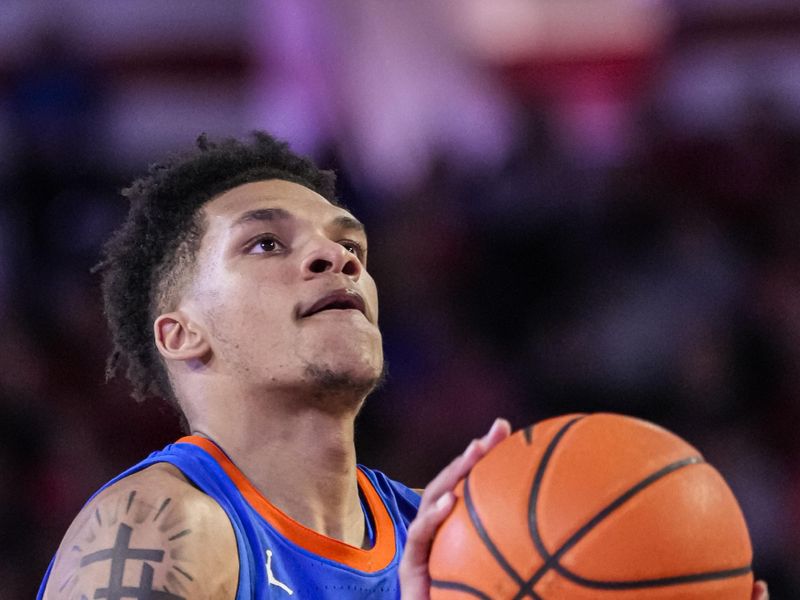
top-left (299, 289), bottom-right (367, 319)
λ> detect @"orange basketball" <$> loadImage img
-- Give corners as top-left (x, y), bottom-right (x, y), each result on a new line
top-left (429, 413), bottom-right (753, 599)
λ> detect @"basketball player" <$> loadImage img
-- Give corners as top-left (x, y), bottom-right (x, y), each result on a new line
top-left (38, 133), bottom-right (767, 599)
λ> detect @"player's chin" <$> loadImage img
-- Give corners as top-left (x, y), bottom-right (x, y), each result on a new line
top-left (307, 336), bottom-right (382, 372)
top-left (325, 355), bottom-right (384, 390)
top-left (302, 360), bottom-right (385, 408)
top-left (307, 327), bottom-right (382, 365)
top-left (300, 325), bottom-right (383, 379)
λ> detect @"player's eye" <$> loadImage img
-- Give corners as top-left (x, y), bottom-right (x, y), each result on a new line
top-left (246, 234), bottom-right (285, 255)
top-left (339, 240), bottom-right (365, 261)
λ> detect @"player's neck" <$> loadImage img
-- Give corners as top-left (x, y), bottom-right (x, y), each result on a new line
top-left (188, 388), bottom-right (367, 548)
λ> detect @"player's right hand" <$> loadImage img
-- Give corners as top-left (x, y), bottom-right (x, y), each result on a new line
top-left (399, 418), bottom-right (512, 600)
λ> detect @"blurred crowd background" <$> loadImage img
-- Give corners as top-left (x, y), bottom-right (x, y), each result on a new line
top-left (1, 0), bottom-right (799, 597)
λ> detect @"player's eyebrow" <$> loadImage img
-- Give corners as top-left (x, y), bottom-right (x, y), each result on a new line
top-left (232, 208), bottom-right (365, 234)
top-left (331, 215), bottom-right (365, 234)
top-left (232, 207), bottom-right (292, 227)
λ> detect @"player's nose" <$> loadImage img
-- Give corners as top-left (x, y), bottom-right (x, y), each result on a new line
top-left (300, 236), bottom-right (362, 280)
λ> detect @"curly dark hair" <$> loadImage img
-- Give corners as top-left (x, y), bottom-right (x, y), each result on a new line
top-left (96, 132), bottom-right (337, 420)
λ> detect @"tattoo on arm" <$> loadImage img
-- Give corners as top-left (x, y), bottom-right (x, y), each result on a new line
top-left (57, 491), bottom-right (195, 600)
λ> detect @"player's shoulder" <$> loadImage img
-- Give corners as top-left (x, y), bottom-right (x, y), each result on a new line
top-left (43, 462), bottom-right (238, 600)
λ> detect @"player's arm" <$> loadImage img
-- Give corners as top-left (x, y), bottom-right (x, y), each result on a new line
top-left (42, 463), bottom-right (238, 600)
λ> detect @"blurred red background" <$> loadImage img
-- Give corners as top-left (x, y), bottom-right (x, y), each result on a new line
top-left (1, 1), bottom-right (799, 596)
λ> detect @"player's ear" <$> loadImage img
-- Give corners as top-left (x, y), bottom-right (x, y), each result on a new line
top-left (154, 311), bottom-right (210, 362)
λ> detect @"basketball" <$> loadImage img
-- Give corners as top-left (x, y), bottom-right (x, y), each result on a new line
top-left (429, 413), bottom-right (753, 599)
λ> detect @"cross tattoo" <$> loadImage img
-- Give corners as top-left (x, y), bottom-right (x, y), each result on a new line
top-left (80, 523), bottom-right (185, 600)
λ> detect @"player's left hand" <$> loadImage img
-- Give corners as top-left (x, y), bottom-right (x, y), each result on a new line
top-left (399, 418), bottom-right (512, 600)
top-left (752, 580), bottom-right (768, 599)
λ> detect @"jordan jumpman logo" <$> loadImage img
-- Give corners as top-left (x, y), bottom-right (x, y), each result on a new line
top-left (266, 549), bottom-right (294, 596)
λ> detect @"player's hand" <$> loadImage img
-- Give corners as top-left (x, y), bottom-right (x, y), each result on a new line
top-left (399, 418), bottom-right (512, 600)
top-left (752, 580), bottom-right (769, 600)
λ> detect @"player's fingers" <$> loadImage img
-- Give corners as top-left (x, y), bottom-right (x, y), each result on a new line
top-left (752, 580), bottom-right (769, 600)
top-left (420, 418), bottom-right (511, 511)
top-left (401, 420), bottom-right (510, 600)
top-left (482, 417), bottom-right (512, 451)
top-left (418, 442), bottom-right (477, 510)
top-left (404, 493), bottom-right (455, 562)
top-left (399, 492), bottom-right (456, 600)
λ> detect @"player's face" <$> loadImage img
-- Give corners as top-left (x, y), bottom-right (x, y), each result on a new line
top-left (185, 179), bottom-right (382, 400)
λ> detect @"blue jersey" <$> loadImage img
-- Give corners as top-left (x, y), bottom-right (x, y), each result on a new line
top-left (38, 435), bottom-right (421, 599)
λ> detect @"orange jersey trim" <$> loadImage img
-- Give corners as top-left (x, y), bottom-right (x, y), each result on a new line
top-left (176, 435), bottom-right (397, 572)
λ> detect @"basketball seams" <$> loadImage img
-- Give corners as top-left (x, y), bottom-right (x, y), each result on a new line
top-left (523, 425), bottom-right (533, 445)
top-left (431, 578), bottom-right (546, 600)
top-left (432, 430), bottom-right (547, 599)
top-left (519, 454), bottom-right (752, 599)
top-left (463, 474), bottom-right (525, 587)
top-left (430, 579), bottom-right (495, 599)
top-left (519, 457), bottom-right (701, 597)
top-left (551, 562), bottom-right (753, 590)
top-left (431, 579), bottom-right (544, 600)
top-left (527, 416), bottom-right (585, 564)
top-left (545, 456), bottom-right (706, 568)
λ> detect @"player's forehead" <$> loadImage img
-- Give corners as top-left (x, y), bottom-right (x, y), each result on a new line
top-left (203, 179), bottom-right (356, 227)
